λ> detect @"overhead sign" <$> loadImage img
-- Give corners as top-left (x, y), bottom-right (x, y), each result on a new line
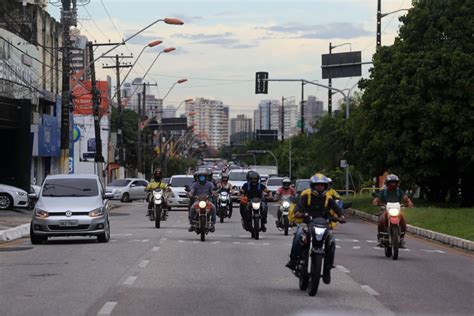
top-left (255, 71), bottom-right (268, 94)
top-left (159, 117), bottom-right (188, 131)
top-left (321, 51), bottom-right (361, 79)
top-left (256, 129), bottom-right (278, 141)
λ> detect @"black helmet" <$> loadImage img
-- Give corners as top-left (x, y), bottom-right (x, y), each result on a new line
top-left (247, 171), bottom-right (260, 184)
top-left (221, 174), bottom-right (229, 181)
top-left (282, 178), bottom-right (291, 188)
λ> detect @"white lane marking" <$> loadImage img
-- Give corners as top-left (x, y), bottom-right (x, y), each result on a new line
top-left (422, 249), bottom-right (446, 253)
top-left (131, 239), bottom-right (142, 242)
top-left (352, 246), bottom-right (361, 249)
top-left (232, 242), bottom-right (241, 245)
top-left (373, 247), bottom-right (384, 250)
top-left (400, 248), bottom-right (411, 252)
top-left (366, 240), bottom-right (377, 243)
top-left (152, 247), bottom-right (160, 252)
top-left (336, 239), bottom-right (359, 243)
top-left (337, 265), bottom-right (350, 273)
top-left (178, 240), bottom-right (184, 243)
top-left (193, 241), bottom-right (199, 244)
top-left (110, 240), bottom-right (117, 243)
top-left (361, 285), bottom-right (380, 296)
top-left (239, 235), bottom-right (248, 238)
top-left (139, 260), bottom-right (150, 268)
top-left (123, 276), bottom-right (137, 285)
top-left (142, 239), bottom-right (149, 243)
top-left (211, 241), bottom-right (221, 244)
top-left (262, 242), bottom-right (270, 246)
top-left (97, 302), bottom-right (117, 315)
top-left (111, 233), bottom-right (133, 237)
top-left (336, 245), bottom-right (341, 249)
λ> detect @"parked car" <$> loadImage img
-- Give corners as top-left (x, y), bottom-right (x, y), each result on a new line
top-left (166, 175), bottom-right (194, 210)
top-left (106, 178), bottom-right (149, 202)
top-left (295, 179), bottom-right (311, 194)
top-left (0, 183), bottom-right (29, 210)
top-left (265, 177), bottom-right (284, 195)
top-left (30, 174), bottom-right (113, 244)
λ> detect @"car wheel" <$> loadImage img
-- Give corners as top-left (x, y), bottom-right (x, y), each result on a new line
top-left (97, 220), bottom-right (110, 243)
top-left (0, 193), bottom-right (13, 210)
top-left (121, 193), bottom-right (130, 203)
top-left (30, 224), bottom-right (47, 244)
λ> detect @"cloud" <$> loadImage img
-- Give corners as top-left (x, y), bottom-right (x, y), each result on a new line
top-left (173, 32), bottom-right (254, 49)
top-left (258, 22), bottom-right (371, 40)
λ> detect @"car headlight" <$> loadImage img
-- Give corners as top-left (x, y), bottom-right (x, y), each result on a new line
top-left (16, 191), bottom-right (27, 196)
top-left (252, 202), bottom-right (261, 210)
top-left (282, 201), bottom-right (290, 208)
top-left (388, 208), bottom-right (400, 217)
top-left (198, 201), bottom-right (207, 208)
top-left (89, 207), bottom-right (104, 217)
top-left (35, 208), bottom-right (49, 218)
top-left (115, 189), bottom-right (123, 194)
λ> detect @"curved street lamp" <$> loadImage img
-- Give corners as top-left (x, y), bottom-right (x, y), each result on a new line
top-left (162, 79), bottom-right (188, 101)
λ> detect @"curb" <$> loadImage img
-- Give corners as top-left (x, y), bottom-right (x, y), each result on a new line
top-left (348, 209), bottom-right (474, 252)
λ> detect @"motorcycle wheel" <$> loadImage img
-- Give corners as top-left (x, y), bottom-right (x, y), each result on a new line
top-left (384, 244), bottom-right (392, 257)
top-left (149, 208), bottom-right (155, 221)
top-left (391, 227), bottom-right (400, 260)
top-left (253, 217), bottom-right (259, 240)
top-left (283, 216), bottom-right (289, 236)
top-left (200, 216), bottom-right (206, 242)
top-left (219, 208), bottom-right (225, 223)
top-left (155, 206), bottom-right (161, 229)
top-left (308, 254), bottom-right (323, 296)
top-left (299, 261), bottom-right (309, 291)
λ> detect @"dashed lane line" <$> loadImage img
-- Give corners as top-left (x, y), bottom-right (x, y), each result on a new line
top-left (123, 276), bottom-right (137, 286)
top-left (138, 260), bottom-right (150, 268)
top-left (152, 247), bottom-right (160, 252)
top-left (361, 285), bottom-right (380, 296)
top-left (336, 265), bottom-right (350, 273)
top-left (97, 302), bottom-right (117, 315)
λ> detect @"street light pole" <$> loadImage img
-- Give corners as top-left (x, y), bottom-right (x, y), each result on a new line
top-left (377, 0), bottom-right (409, 48)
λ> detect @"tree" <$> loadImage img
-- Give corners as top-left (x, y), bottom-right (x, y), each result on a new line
top-left (352, 0), bottom-right (474, 205)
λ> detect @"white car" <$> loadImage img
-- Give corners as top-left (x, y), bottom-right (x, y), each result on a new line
top-left (166, 175), bottom-right (194, 210)
top-left (0, 184), bottom-right (29, 210)
top-left (265, 177), bottom-right (284, 195)
top-left (106, 178), bottom-right (149, 202)
top-left (228, 169), bottom-right (253, 202)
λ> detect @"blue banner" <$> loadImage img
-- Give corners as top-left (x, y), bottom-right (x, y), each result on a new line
top-left (38, 114), bottom-right (60, 157)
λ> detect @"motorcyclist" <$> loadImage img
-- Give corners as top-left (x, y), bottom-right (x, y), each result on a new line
top-left (274, 178), bottom-right (297, 227)
top-left (188, 171), bottom-right (216, 232)
top-left (215, 174), bottom-right (234, 218)
top-left (239, 171), bottom-right (272, 232)
top-left (145, 168), bottom-right (170, 217)
top-left (286, 173), bottom-right (345, 270)
top-left (372, 174), bottom-right (413, 248)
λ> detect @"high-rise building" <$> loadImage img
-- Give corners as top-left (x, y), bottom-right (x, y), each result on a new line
top-left (304, 96), bottom-right (324, 133)
top-left (163, 105), bottom-right (177, 118)
top-left (254, 100), bottom-right (281, 139)
top-left (230, 114), bottom-right (252, 144)
top-left (186, 97), bottom-right (229, 149)
top-left (282, 100), bottom-right (299, 138)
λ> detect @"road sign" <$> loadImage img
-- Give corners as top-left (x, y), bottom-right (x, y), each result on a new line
top-left (255, 72), bottom-right (268, 94)
top-left (322, 51), bottom-right (362, 79)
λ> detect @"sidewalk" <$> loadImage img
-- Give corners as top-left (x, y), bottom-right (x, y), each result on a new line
top-left (0, 202), bottom-right (122, 244)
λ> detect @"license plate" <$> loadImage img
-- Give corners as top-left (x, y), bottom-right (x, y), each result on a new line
top-left (59, 220), bottom-right (79, 227)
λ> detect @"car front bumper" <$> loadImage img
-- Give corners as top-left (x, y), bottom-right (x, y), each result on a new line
top-left (31, 215), bottom-right (108, 236)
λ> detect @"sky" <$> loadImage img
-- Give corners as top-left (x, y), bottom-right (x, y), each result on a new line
top-left (47, 0), bottom-right (412, 118)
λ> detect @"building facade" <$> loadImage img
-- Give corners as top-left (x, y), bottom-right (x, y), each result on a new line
top-left (304, 95), bottom-right (324, 133)
top-left (185, 97), bottom-right (229, 149)
top-left (230, 114), bottom-right (252, 145)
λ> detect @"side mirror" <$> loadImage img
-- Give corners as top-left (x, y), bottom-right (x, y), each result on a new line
top-left (184, 185), bottom-right (190, 192)
top-left (28, 192), bottom-right (38, 200)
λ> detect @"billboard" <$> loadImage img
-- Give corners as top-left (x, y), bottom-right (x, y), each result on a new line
top-left (321, 51), bottom-right (362, 79)
top-left (72, 80), bottom-right (109, 115)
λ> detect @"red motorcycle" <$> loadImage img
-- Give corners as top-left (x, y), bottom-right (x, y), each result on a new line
top-left (191, 195), bottom-right (214, 242)
top-left (379, 202), bottom-right (403, 260)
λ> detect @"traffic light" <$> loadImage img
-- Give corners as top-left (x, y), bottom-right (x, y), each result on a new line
top-left (255, 72), bottom-right (268, 94)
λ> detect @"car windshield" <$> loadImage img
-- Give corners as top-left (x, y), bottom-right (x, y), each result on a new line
top-left (108, 179), bottom-right (131, 187)
top-left (170, 177), bottom-right (193, 187)
top-left (42, 178), bottom-right (99, 197)
top-left (296, 180), bottom-right (311, 192)
top-left (266, 178), bottom-right (283, 186)
top-left (229, 172), bottom-right (248, 181)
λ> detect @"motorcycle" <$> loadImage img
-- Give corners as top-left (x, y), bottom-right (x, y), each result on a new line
top-left (217, 190), bottom-right (230, 223)
top-left (379, 202), bottom-right (403, 260)
top-left (294, 214), bottom-right (340, 296)
top-left (192, 195), bottom-right (214, 242)
top-left (276, 196), bottom-right (295, 236)
top-left (149, 188), bottom-right (166, 228)
top-left (242, 197), bottom-right (265, 240)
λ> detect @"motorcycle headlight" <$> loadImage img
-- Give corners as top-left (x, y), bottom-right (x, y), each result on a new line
top-left (388, 208), bottom-right (400, 217)
top-left (153, 192), bottom-right (163, 199)
top-left (221, 195), bottom-right (228, 201)
top-left (89, 207), bottom-right (104, 217)
top-left (252, 202), bottom-right (261, 210)
top-left (35, 208), bottom-right (49, 218)
top-left (282, 201), bottom-right (290, 208)
top-left (199, 201), bottom-right (207, 209)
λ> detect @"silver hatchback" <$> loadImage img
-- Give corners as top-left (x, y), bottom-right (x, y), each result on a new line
top-left (30, 174), bottom-right (112, 244)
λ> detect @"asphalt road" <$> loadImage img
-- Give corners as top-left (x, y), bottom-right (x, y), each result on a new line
top-left (0, 202), bottom-right (472, 316)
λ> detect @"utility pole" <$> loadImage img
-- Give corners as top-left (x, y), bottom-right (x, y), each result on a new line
top-left (281, 96), bottom-right (285, 142)
top-left (60, 0), bottom-right (77, 173)
top-left (328, 42), bottom-right (333, 115)
top-left (103, 54), bottom-right (133, 166)
top-left (300, 81), bottom-right (305, 135)
top-left (132, 81), bottom-right (157, 175)
top-left (377, 0), bottom-right (382, 48)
